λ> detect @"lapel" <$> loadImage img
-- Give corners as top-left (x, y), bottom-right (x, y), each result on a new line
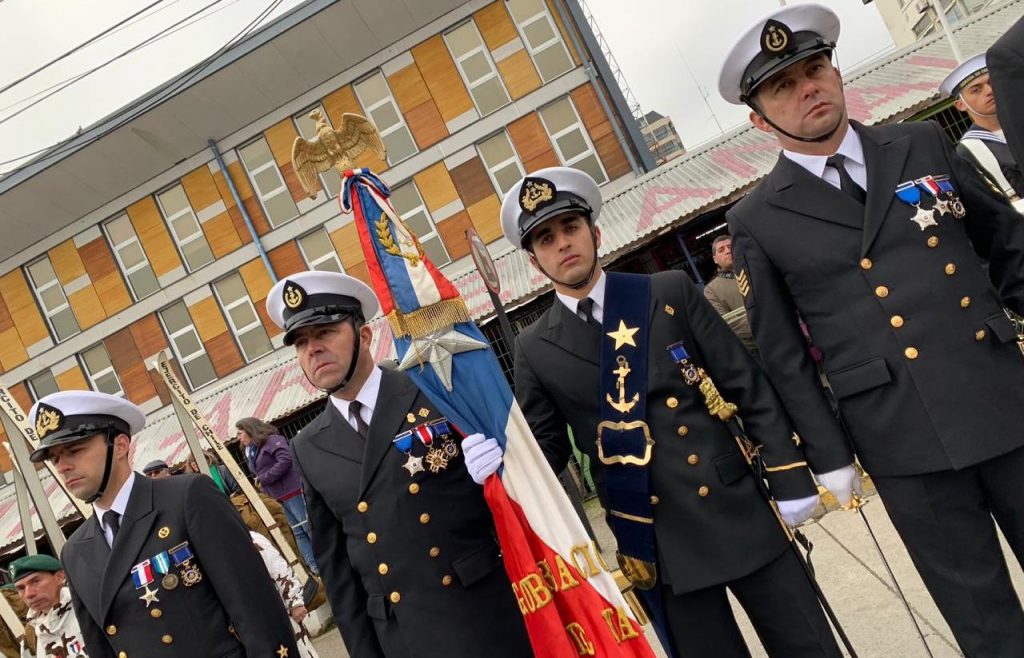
top-left (100, 475), bottom-right (157, 620)
top-left (859, 123), bottom-right (911, 257)
top-left (766, 152), bottom-right (865, 230)
top-left (68, 515), bottom-right (110, 623)
top-left (306, 404), bottom-right (365, 465)
top-left (539, 297), bottom-right (601, 366)
top-left (358, 370), bottom-right (419, 496)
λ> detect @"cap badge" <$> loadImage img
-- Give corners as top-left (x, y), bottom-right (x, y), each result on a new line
top-left (282, 280), bottom-right (307, 311)
top-left (761, 19), bottom-right (790, 54)
top-left (519, 177), bottom-right (556, 213)
top-left (35, 403), bottom-right (64, 440)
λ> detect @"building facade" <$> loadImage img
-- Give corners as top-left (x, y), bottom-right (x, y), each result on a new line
top-left (0, 0), bottom-right (652, 476)
top-left (640, 111), bottom-right (685, 165)
top-left (873, 0), bottom-right (996, 48)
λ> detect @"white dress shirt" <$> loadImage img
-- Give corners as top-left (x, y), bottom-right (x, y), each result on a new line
top-left (555, 271), bottom-right (607, 324)
top-left (93, 471), bottom-right (136, 547)
top-left (783, 124), bottom-right (868, 192)
top-left (329, 365), bottom-right (382, 432)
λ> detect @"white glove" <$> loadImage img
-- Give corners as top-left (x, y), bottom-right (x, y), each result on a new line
top-left (463, 433), bottom-right (503, 485)
top-left (776, 494), bottom-right (820, 527)
top-left (815, 464), bottom-right (862, 507)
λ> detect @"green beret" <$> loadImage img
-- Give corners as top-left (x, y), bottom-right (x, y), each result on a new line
top-left (8, 554), bottom-right (62, 582)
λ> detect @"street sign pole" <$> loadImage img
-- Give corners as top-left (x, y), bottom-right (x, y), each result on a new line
top-left (465, 229), bottom-right (516, 349)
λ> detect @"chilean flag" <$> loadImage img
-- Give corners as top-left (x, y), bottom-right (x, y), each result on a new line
top-left (341, 170), bottom-right (655, 657)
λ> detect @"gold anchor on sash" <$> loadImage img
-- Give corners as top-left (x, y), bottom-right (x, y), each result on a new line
top-left (607, 355), bottom-right (639, 413)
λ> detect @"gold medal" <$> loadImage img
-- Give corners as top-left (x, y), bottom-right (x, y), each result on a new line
top-left (425, 448), bottom-right (449, 473)
top-left (181, 561), bottom-right (203, 587)
top-left (443, 439), bottom-right (458, 457)
top-left (162, 573), bottom-right (179, 590)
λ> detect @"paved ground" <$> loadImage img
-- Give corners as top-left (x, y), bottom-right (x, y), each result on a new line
top-left (311, 488), bottom-right (1024, 657)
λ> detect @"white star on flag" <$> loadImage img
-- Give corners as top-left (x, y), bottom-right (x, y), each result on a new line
top-left (397, 328), bottom-right (488, 391)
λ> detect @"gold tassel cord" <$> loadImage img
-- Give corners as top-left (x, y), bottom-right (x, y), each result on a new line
top-left (386, 298), bottom-right (473, 339)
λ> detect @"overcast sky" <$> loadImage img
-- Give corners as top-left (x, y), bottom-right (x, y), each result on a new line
top-left (0, 0), bottom-right (895, 176)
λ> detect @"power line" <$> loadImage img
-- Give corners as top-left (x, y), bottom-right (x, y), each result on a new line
top-left (0, 0), bottom-right (167, 96)
top-left (0, 0), bottom-right (279, 176)
top-left (0, 0), bottom-right (233, 123)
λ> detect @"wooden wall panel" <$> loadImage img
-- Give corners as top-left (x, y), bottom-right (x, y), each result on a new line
top-left (413, 163), bottom-right (459, 213)
top-left (129, 314), bottom-right (169, 361)
top-left (497, 49), bottom-right (542, 100)
top-left (0, 288), bottom-right (13, 334)
top-left (225, 162), bottom-right (272, 236)
top-left (508, 113), bottom-right (557, 165)
top-left (280, 161), bottom-right (309, 204)
top-left (121, 362), bottom-right (158, 405)
top-left (346, 261), bottom-right (371, 287)
top-left (265, 119), bottom-right (299, 168)
top-left (205, 332), bottom-right (245, 378)
top-left (189, 295), bottom-right (229, 343)
top-left (149, 367), bottom-right (171, 406)
top-left (436, 210), bottom-right (474, 261)
top-left (0, 271), bottom-right (49, 350)
top-left (449, 156), bottom-right (494, 208)
top-left (104, 328), bottom-right (140, 374)
top-left (475, 3), bottom-right (519, 50)
top-left (570, 84), bottom-right (630, 179)
top-left (467, 195), bottom-right (503, 243)
top-left (255, 302), bottom-right (280, 338)
top-left (524, 150), bottom-right (561, 173)
top-left (412, 36), bottom-right (475, 123)
top-left (0, 435), bottom-right (11, 471)
top-left (322, 86), bottom-right (389, 172)
top-left (9, 383), bottom-right (31, 416)
top-left (181, 166), bottom-right (224, 212)
top-left (389, 64), bottom-right (434, 113)
top-left (79, 237), bottom-right (131, 314)
top-left (126, 197), bottom-right (182, 277)
top-left (240, 259), bottom-right (275, 307)
top-left (227, 206), bottom-right (255, 246)
top-left (330, 223), bottom-right (365, 271)
top-left (404, 101), bottom-right (448, 149)
top-left (268, 242), bottom-right (306, 279)
top-left (55, 363), bottom-right (89, 391)
top-left (67, 287), bottom-right (104, 330)
top-left (204, 212), bottom-right (244, 259)
top-left (0, 328), bottom-right (27, 372)
top-left (48, 240), bottom-right (86, 287)
top-left (547, 0), bottom-right (581, 66)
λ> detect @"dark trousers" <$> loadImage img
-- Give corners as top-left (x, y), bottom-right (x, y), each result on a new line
top-left (660, 548), bottom-right (842, 657)
top-left (874, 445), bottom-right (1024, 658)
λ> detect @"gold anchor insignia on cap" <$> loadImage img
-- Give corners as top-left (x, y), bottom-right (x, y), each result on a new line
top-left (519, 177), bottom-right (555, 213)
top-left (761, 19), bottom-right (790, 54)
top-left (158, 526), bottom-right (171, 539)
top-left (282, 280), bottom-right (306, 310)
top-left (35, 403), bottom-right (63, 439)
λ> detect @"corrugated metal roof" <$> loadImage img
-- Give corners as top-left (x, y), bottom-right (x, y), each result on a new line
top-left (2, 1), bottom-right (1019, 552)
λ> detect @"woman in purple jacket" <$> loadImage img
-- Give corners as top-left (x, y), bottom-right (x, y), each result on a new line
top-left (235, 417), bottom-right (318, 574)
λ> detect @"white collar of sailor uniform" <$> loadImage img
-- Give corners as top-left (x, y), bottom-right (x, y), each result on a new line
top-left (556, 270), bottom-right (607, 324)
top-left (783, 124), bottom-right (866, 189)
top-left (330, 365), bottom-right (382, 430)
top-left (93, 471), bottom-right (136, 530)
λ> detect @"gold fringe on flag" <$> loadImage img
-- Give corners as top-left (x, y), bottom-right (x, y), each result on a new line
top-left (387, 298), bottom-right (472, 339)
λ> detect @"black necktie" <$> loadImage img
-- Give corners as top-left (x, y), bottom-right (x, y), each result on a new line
top-left (826, 154), bottom-right (866, 205)
top-left (578, 298), bottom-right (599, 327)
top-left (349, 401), bottom-right (370, 441)
top-left (103, 510), bottom-right (121, 544)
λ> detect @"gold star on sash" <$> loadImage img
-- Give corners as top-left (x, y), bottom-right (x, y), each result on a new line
top-left (792, 432), bottom-right (801, 447)
top-left (607, 321), bottom-right (639, 350)
top-left (277, 645), bottom-right (290, 658)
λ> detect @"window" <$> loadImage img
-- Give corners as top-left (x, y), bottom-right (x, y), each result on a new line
top-left (27, 370), bottom-right (59, 401)
top-left (156, 185), bottom-right (215, 272)
top-left (159, 302), bottom-right (217, 390)
top-left (212, 275), bottom-right (272, 362)
top-left (444, 21), bottom-right (510, 116)
top-left (25, 256), bottom-right (80, 342)
top-left (912, 14), bottom-right (935, 38)
top-left (238, 137), bottom-right (300, 227)
top-left (293, 105), bottom-right (343, 200)
top-left (297, 229), bottom-right (344, 273)
top-left (389, 182), bottom-right (451, 267)
top-left (103, 213), bottom-right (160, 300)
top-left (477, 131), bottom-right (526, 195)
top-left (506, 0), bottom-right (574, 82)
top-left (80, 344), bottom-right (123, 397)
top-left (538, 98), bottom-right (608, 184)
top-left (354, 72), bottom-right (418, 165)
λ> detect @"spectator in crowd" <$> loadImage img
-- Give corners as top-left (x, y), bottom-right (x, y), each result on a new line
top-left (141, 459), bottom-right (171, 479)
top-left (703, 234), bottom-right (757, 353)
top-left (10, 554), bottom-right (87, 658)
top-left (0, 582), bottom-right (28, 658)
top-left (236, 418), bottom-right (318, 575)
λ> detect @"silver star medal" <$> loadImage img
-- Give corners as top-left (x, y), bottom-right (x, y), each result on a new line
top-left (397, 327), bottom-right (488, 391)
top-left (402, 454), bottom-right (425, 476)
top-left (931, 197), bottom-right (950, 217)
top-left (909, 204), bottom-right (938, 231)
top-left (139, 585), bottom-right (159, 608)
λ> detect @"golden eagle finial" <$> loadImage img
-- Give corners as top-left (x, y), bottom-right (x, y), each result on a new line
top-left (291, 111), bottom-right (387, 199)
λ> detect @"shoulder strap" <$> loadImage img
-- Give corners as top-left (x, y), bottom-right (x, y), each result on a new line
top-left (961, 138), bottom-right (1015, 197)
